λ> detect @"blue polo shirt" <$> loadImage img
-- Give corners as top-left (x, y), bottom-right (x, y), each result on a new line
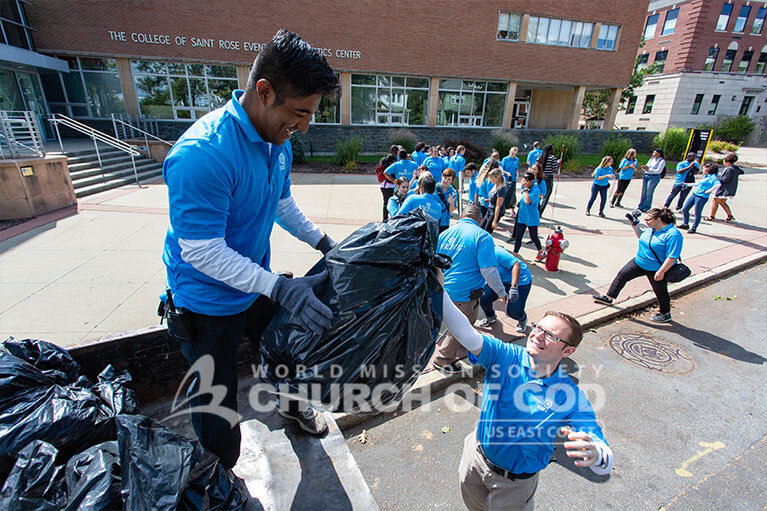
top-left (517, 184), bottom-right (541, 226)
top-left (398, 192), bottom-right (445, 222)
top-left (387, 159), bottom-right (419, 181)
top-left (163, 89), bottom-right (291, 316)
top-left (413, 150), bottom-right (427, 165)
top-left (635, 223), bottom-right (684, 271)
top-left (618, 158), bottom-right (637, 180)
top-left (501, 156), bottom-right (519, 182)
top-left (449, 154), bottom-right (466, 175)
top-left (593, 165), bottom-right (613, 186)
top-left (437, 218), bottom-right (497, 302)
top-left (471, 336), bottom-right (607, 474)
top-left (693, 173), bottom-right (720, 198)
top-left (674, 161), bottom-right (699, 184)
top-left (534, 179), bottom-right (547, 198)
top-left (478, 179), bottom-right (493, 207)
top-left (387, 195), bottom-right (405, 218)
top-left (423, 156), bottom-right (446, 181)
top-left (526, 148), bottom-right (542, 167)
top-left (441, 155), bottom-right (450, 166)
top-left (495, 247), bottom-right (532, 286)
top-left (468, 175), bottom-right (478, 204)
top-left (437, 184), bottom-right (457, 227)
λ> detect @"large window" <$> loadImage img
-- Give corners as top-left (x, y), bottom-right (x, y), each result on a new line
top-left (654, 50), bottom-right (668, 73)
top-left (733, 5), bottom-right (751, 33)
top-left (704, 47), bottom-right (719, 71)
top-left (625, 96), bottom-right (637, 114)
top-left (131, 60), bottom-right (237, 120)
top-left (350, 74), bottom-right (429, 126)
top-left (738, 50), bottom-right (753, 73)
top-left (752, 7), bottom-right (766, 34)
top-left (708, 94), bottom-right (721, 115)
top-left (41, 57), bottom-right (125, 118)
top-left (311, 73), bottom-right (340, 124)
top-left (691, 94), bottom-right (704, 115)
top-left (526, 16), bottom-right (594, 48)
top-left (437, 80), bottom-right (507, 127)
top-left (497, 12), bottom-right (523, 41)
top-left (0, 1), bottom-right (34, 51)
top-left (757, 49), bottom-right (767, 74)
top-left (596, 24), bottom-right (620, 50)
top-left (721, 43), bottom-right (737, 72)
top-left (636, 54), bottom-right (649, 73)
top-left (642, 94), bottom-right (655, 114)
top-left (739, 96), bottom-right (754, 115)
top-left (662, 8), bottom-right (679, 35)
top-left (644, 13), bottom-right (659, 39)
top-left (716, 4), bottom-right (733, 31)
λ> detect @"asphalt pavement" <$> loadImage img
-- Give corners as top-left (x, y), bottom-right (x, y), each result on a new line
top-left (346, 264), bottom-right (767, 511)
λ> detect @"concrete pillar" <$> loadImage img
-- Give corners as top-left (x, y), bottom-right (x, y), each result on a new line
top-left (116, 58), bottom-right (139, 116)
top-left (520, 15), bottom-right (529, 42)
top-left (236, 65), bottom-right (250, 90)
top-left (502, 81), bottom-right (518, 128)
top-left (340, 72), bottom-right (352, 125)
top-left (568, 86), bottom-right (586, 130)
top-left (427, 77), bottom-right (440, 127)
top-left (603, 87), bottom-right (623, 130)
top-left (590, 23), bottom-right (601, 49)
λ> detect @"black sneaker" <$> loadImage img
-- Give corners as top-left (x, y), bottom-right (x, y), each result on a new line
top-left (678, 224), bottom-right (690, 230)
top-left (593, 294), bottom-right (614, 305)
top-left (598, 212), bottom-right (606, 218)
top-left (479, 316), bottom-right (497, 327)
top-left (650, 312), bottom-right (672, 323)
top-left (687, 228), bottom-right (696, 234)
top-left (585, 210), bottom-right (591, 216)
top-left (277, 407), bottom-right (329, 436)
top-left (434, 362), bottom-right (463, 375)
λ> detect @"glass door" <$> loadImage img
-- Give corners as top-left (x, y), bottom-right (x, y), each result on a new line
top-left (0, 68), bottom-right (25, 112)
top-left (16, 71), bottom-right (53, 139)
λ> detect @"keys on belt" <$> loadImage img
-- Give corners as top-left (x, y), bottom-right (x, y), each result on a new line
top-left (477, 443), bottom-right (537, 481)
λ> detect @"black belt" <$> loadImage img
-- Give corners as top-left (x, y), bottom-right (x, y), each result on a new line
top-left (477, 443), bottom-right (537, 481)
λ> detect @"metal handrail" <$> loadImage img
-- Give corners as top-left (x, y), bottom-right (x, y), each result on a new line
top-left (0, 131), bottom-right (44, 158)
top-left (111, 114), bottom-right (173, 151)
top-left (48, 113), bottom-right (145, 188)
top-left (0, 110), bottom-right (45, 158)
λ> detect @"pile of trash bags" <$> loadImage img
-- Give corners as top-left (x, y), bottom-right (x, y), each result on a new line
top-left (0, 337), bottom-right (248, 510)
top-left (260, 210), bottom-right (450, 412)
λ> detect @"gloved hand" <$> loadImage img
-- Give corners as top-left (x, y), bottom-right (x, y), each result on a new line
top-left (508, 287), bottom-right (520, 303)
top-left (271, 271), bottom-right (333, 332)
top-left (316, 234), bottom-right (336, 255)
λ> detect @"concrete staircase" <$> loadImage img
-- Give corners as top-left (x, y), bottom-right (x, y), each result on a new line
top-left (66, 147), bottom-right (164, 198)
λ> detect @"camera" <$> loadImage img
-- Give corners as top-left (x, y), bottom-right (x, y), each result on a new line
top-left (626, 209), bottom-right (641, 226)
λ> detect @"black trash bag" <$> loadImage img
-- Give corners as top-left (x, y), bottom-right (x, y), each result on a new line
top-left (260, 209), bottom-right (450, 413)
top-left (0, 440), bottom-right (67, 511)
top-left (117, 415), bottom-right (247, 511)
top-left (93, 365), bottom-right (139, 417)
top-left (64, 441), bottom-right (122, 511)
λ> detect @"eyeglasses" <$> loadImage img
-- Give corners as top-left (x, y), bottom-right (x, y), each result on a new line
top-left (530, 322), bottom-right (573, 346)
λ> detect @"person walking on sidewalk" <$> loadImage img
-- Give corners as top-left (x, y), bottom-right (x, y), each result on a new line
top-left (479, 246), bottom-right (532, 333)
top-left (679, 162), bottom-right (720, 234)
top-left (637, 149), bottom-right (665, 212)
top-left (449, 145), bottom-right (467, 181)
top-left (161, 30), bottom-right (339, 467)
top-left (610, 148), bottom-right (638, 208)
top-left (537, 144), bottom-right (560, 215)
top-left (663, 152), bottom-right (699, 211)
top-left (501, 146), bottom-right (520, 212)
top-left (479, 169), bottom-right (507, 234)
top-left (594, 207), bottom-right (683, 323)
top-left (513, 172), bottom-right (545, 262)
top-left (437, 167), bottom-right (458, 233)
top-left (526, 141), bottom-right (542, 169)
top-left (708, 152), bottom-right (744, 223)
top-left (438, 291), bottom-right (613, 511)
top-left (430, 204), bottom-right (507, 375)
top-left (586, 156), bottom-right (614, 217)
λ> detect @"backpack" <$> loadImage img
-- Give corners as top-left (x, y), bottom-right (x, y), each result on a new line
top-left (376, 164), bottom-right (386, 183)
top-left (660, 165), bottom-right (667, 179)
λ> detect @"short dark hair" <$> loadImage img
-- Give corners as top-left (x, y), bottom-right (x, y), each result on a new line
top-left (419, 172), bottom-right (436, 193)
top-left (462, 203), bottom-right (481, 222)
top-left (542, 311), bottom-right (583, 347)
top-left (398, 149), bottom-right (409, 160)
top-left (415, 142), bottom-right (425, 151)
top-left (246, 30), bottom-right (340, 103)
top-left (647, 207), bottom-right (676, 225)
top-left (465, 162), bottom-right (478, 172)
top-left (522, 171), bottom-right (535, 181)
top-left (703, 161), bottom-right (719, 174)
top-left (533, 141), bottom-right (540, 148)
top-left (724, 151), bottom-right (738, 163)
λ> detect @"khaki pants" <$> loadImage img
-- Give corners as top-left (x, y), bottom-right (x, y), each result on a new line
top-left (459, 433), bottom-right (539, 511)
top-left (433, 297), bottom-right (478, 367)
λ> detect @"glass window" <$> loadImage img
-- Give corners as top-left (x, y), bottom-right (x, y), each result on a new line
top-left (437, 80), bottom-right (507, 127)
top-left (497, 12), bottom-right (522, 41)
top-left (40, 73), bottom-right (66, 103)
top-left (210, 65), bottom-right (236, 78)
top-left (597, 24), bottom-right (619, 50)
top-left (654, 50), bottom-right (668, 73)
top-left (208, 79), bottom-right (235, 109)
top-left (579, 23), bottom-right (594, 48)
top-left (739, 96), bottom-right (754, 115)
top-left (756, 52), bottom-right (767, 74)
top-left (721, 47), bottom-right (737, 72)
top-left (708, 94), bottom-right (721, 115)
top-left (738, 50), bottom-right (753, 73)
top-left (644, 13), bottom-right (659, 39)
top-left (535, 17), bottom-right (549, 43)
top-left (717, 4), bottom-right (733, 31)
top-left (351, 74), bottom-right (375, 85)
top-left (642, 94), bottom-right (655, 114)
top-left (527, 16), bottom-right (539, 42)
top-left (636, 53), bottom-right (649, 73)
top-left (734, 5), bottom-right (751, 33)
top-left (752, 7), bottom-right (766, 34)
top-left (62, 72), bottom-right (86, 104)
top-left (0, 1), bottom-right (22, 23)
top-left (691, 94), bottom-right (704, 115)
top-left (0, 1), bottom-right (33, 51)
top-left (79, 58), bottom-right (117, 72)
top-left (704, 47), bottom-right (719, 71)
top-left (662, 8), bottom-right (679, 35)
top-left (527, 16), bottom-right (593, 48)
top-left (82, 71), bottom-right (125, 118)
top-left (547, 18), bottom-right (562, 45)
top-left (626, 96), bottom-right (637, 114)
top-left (351, 74), bottom-right (430, 125)
top-left (135, 75), bottom-right (172, 118)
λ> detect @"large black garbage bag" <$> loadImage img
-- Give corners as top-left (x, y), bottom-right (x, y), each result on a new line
top-left (260, 210), bottom-right (450, 412)
top-left (0, 440), bottom-right (67, 511)
top-left (64, 441), bottom-right (122, 511)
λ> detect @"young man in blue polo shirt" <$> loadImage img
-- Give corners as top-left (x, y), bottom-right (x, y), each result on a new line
top-left (438, 290), bottom-right (614, 510)
top-left (162, 30), bottom-right (339, 468)
top-left (664, 152), bottom-right (699, 211)
top-left (397, 172), bottom-right (445, 223)
top-left (384, 149), bottom-right (419, 182)
top-left (423, 145), bottom-right (447, 181)
top-left (526, 141), bottom-right (542, 168)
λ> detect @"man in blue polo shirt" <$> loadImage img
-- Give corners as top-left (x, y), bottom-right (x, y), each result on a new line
top-left (162, 30), bottom-right (339, 468)
top-left (664, 152), bottom-right (699, 211)
top-left (413, 141), bottom-right (427, 165)
top-left (438, 292), bottom-right (614, 509)
top-left (449, 144), bottom-right (466, 176)
top-left (479, 246), bottom-right (533, 333)
top-left (384, 149), bottom-right (419, 182)
top-left (423, 145), bottom-right (446, 181)
top-left (526, 141), bottom-right (542, 168)
top-left (397, 172), bottom-right (445, 222)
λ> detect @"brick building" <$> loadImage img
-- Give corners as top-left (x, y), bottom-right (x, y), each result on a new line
top-left (615, 0), bottom-right (767, 143)
top-left (2, 1), bottom-right (652, 150)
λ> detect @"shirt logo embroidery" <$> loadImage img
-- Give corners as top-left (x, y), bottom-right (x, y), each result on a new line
top-left (279, 153), bottom-right (286, 170)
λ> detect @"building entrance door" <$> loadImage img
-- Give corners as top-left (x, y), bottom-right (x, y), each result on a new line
top-left (0, 69), bottom-right (25, 112)
top-left (16, 71), bottom-right (53, 139)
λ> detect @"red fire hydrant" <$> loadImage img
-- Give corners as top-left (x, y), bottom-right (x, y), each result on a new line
top-left (544, 227), bottom-right (569, 272)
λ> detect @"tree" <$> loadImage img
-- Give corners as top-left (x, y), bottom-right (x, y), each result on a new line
top-left (583, 90), bottom-right (610, 118)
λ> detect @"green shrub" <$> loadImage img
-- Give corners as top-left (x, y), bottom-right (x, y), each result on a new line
top-left (542, 133), bottom-right (581, 163)
top-left (561, 159), bottom-right (582, 174)
top-left (711, 115), bottom-right (755, 144)
top-left (653, 127), bottom-right (689, 161)
top-left (600, 133), bottom-right (633, 168)
top-left (442, 138), bottom-right (486, 165)
top-left (290, 133), bottom-right (305, 164)
top-left (388, 128), bottom-right (417, 154)
top-left (343, 160), bottom-right (357, 172)
top-left (707, 139), bottom-right (740, 154)
top-left (335, 135), bottom-right (363, 167)
top-left (490, 129), bottom-right (519, 158)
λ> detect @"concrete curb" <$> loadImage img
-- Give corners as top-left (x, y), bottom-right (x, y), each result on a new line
top-left (333, 251), bottom-right (766, 432)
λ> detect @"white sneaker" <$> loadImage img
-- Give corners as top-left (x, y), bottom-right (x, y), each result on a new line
top-left (479, 316), bottom-right (497, 327)
top-left (516, 318), bottom-right (528, 333)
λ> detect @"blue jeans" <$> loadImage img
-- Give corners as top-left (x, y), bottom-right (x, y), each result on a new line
top-left (479, 282), bottom-right (531, 323)
top-left (638, 174), bottom-right (661, 212)
top-left (587, 184), bottom-right (609, 214)
top-left (682, 194), bottom-right (708, 230)
top-left (664, 183), bottom-right (691, 210)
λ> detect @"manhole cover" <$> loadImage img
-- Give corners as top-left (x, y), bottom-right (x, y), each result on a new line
top-left (608, 332), bottom-right (696, 374)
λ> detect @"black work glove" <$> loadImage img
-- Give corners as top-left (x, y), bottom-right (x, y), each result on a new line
top-left (508, 287), bottom-right (520, 303)
top-left (316, 234), bottom-right (336, 256)
top-left (271, 271), bottom-right (333, 332)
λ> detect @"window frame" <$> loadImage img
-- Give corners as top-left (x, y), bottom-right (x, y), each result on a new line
top-left (644, 13), bottom-right (659, 39)
top-left (756, 51), bottom-right (767, 74)
top-left (436, 79), bottom-right (508, 128)
top-left (526, 15), bottom-right (595, 49)
top-left (625, 96), bottom-right (637, 114)
top-left (704, 47), bottom-right (720, 71)
top-left (752, 7), bottom-right (766, 34)
top-left (497, 12), bottom-right (523, 41)
top-left (708, 94), bottom-right (721, 115)
top-left (733, 5), bottom-right (751, 33)
top-left (596, 24), bottom-right (620, 51)
top-left (642, 94), bottom-right (656, 114)
top-left (721, 46), bottom-right (737, 72)
top-left (661, 8), bottom-right (679, 36)
top-left (716, 3), bottom-right (733, 31)
top-left (738, 50), bottom-right (753, 73)
top-left (350, 74), bottom-right (430, 126)
top-left (691, 94), bottom-right (704, 115)
top-left (41, 56), bottom-right (126, 119)
top-left (654, 50), bottom-right (668, 73)
top-left (739, 95), bottom-right (754, 115)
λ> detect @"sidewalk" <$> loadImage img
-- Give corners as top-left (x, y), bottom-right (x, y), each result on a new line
top-left (1, 170), bottom-right (765, 348)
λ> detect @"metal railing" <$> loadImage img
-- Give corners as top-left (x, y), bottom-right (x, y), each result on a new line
top-left (111, 114), bottom-right (173, 155)
top-left (111, 113), bottom-right (161, 141)
top-left (0, 110), bottom-right (46, 158)
top-left (48, 113), bottom-right (145, 188)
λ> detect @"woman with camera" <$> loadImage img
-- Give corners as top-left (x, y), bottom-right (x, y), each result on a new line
top-left (593, 207), bottom-right (684, 323)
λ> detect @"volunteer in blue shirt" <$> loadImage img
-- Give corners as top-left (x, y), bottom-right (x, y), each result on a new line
top-left (384, 149), bottom-right (418, 182)
top-left (479, 247), bottom-right (533, 333)
top-left (431, 204), bottom-right (506, 374)
top-left (436, 167), bottom-right (457, 233)
top-left (412, 141), bottom-right (427, 165)
top-left (449, 144), bottom-right (467, 179)
top-left (387, 177), bottom-right (410, 218)
top-left (594, 207), bottom-right (683, 323)
top-left (501, 146), bottom-right (520, 211)
top-left (586, 155), bottom-right (614, 217)
top-left (423, 145), bottom-right (446, 181)
top-left (663, 152), bottom-right (699, 211)
top-left (161, 31), bottom-right (340, 467)
top-left (638, 149), bottom-right (666, 212)
top-left (526, 141), bottom-right (542, 168)
top-left (439, 290), bottom-right (613, 509)
top-left (610, 148), bottom-right (638, 208)
top-left (397, 172), bottom-right (445, 223)
top-left (514, 172), bottom-right (545, 261)
top-left (679, 161), bottom-right (720, 234)
top-left (464, 163), bottom-right (479, 205)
